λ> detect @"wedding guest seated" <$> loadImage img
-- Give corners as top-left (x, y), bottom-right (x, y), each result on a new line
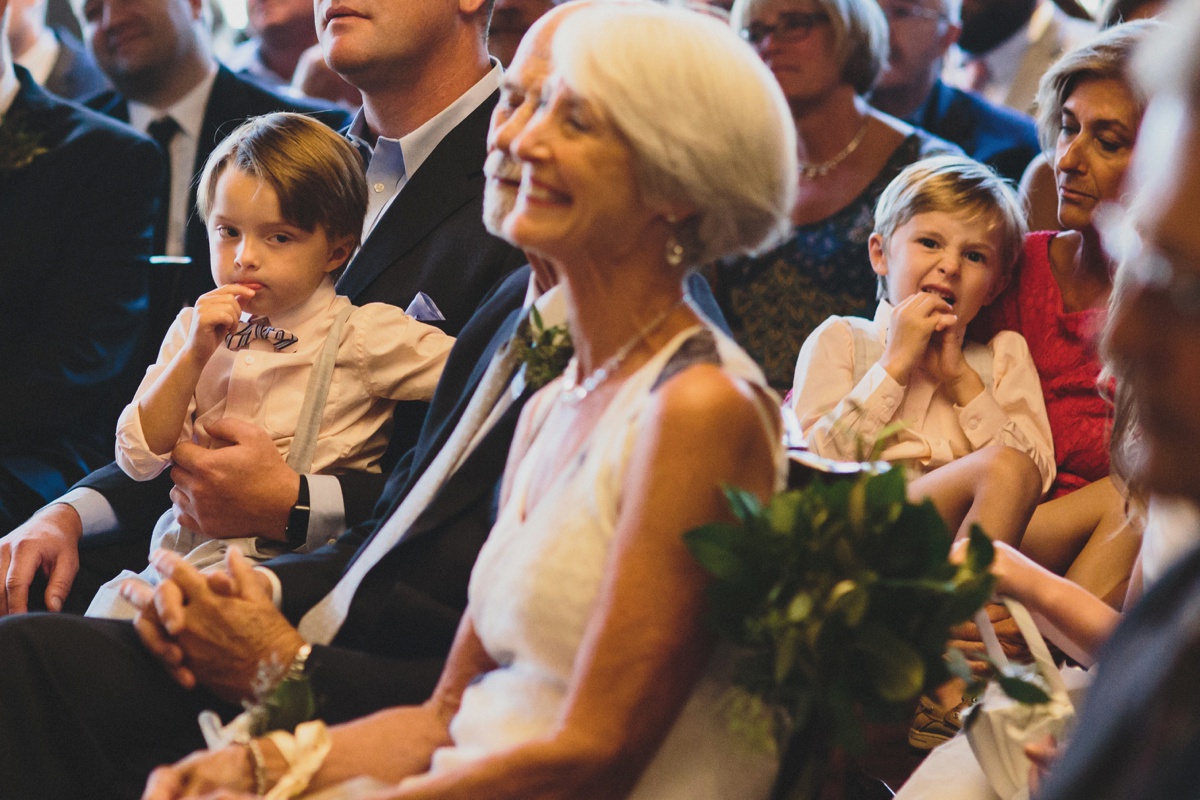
top-left (223, 0), bottom-right (315, 89)
top-left (791, 155), bottom-right (1053, 548)
top-left (869, 0), bottom-right (1041, 183)
top-left (972, 21), bottom-right (1156, 600)
top-left (1020, 8), bottom-right (1166, 233)
top-left (713, 0), bottom-right (959, 391)
top-left (143, 3), bottom-right (799, 797)
top-left (931, 11), bottom-right (1200, 791)
top-left (6, 0), bottom-right (108, 98)
top-left (87, 113), bottom-right (453, 619)
top-left (0, 0), bottom-right (162, 531)
top-left (0, 0), bottom-right (524, 623)
top-left (74, 0), bottom-right (349, 371)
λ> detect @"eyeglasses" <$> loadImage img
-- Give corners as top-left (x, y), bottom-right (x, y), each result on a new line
top-left (882, 3), bottom-right (946, 24)
top-left (741, 10), bottom-right (830, 46)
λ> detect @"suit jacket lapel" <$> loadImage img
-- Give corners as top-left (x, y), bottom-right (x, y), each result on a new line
top-left (335, 92), bottom-right (497, 301)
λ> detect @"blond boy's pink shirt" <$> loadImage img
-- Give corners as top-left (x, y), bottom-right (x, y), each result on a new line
top-left (790, 300), bottom-right (1056, 494)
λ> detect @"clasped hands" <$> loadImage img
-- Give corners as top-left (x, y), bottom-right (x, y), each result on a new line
top-left (123, 547), bottom-right (307, 704)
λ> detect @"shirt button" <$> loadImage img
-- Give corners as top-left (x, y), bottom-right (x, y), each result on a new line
top-left (968, 419), bottom-right (979, 430)
top-left (244, 355), bottom-right (255, 365)
top-left (374, 182), bottom-right (385, 192)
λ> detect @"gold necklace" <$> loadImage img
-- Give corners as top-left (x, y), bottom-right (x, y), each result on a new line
top-left (798, 118), bottom-right (870, 179)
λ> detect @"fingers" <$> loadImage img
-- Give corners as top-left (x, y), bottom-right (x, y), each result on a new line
top-left (223, 549), bottom-right (263, 599)
top-left (201, 416), bottom-right (265, 446)
top-left (3, 547), bottom-right (39, 615)
top-left (142, 765), bottom-right (184, 800)
top-left (171, 441), bottom-right (208, 473)
top-left (43, 549), bottom-right (79, 613)
top-left (151, 550), bottom-right (211, 610)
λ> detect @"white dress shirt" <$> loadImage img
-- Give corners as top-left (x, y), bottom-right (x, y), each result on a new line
top-left (127, 63), bottom-right (218, 257)
top-left (13, 28), bottom-right (59, 86)
top-left (791, 300), bottom-right (1056, 494)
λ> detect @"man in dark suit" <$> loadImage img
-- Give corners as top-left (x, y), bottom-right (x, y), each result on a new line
top-left (75, 0), bottom-right (349, 366)
top-left (869, 0), bottom-right (1040, 182)
top-left (0, 2), bottom-right (163, 532)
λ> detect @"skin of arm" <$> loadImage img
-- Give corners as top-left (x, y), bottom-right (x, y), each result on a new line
top-left (355, 365), bottom-right (781, 800)
top-left (953, 539), bottom-right (1120, 666)
top-left (137, 285), bottom-right (255, 455)
top-left (142, 364), bottom-right (779, 800)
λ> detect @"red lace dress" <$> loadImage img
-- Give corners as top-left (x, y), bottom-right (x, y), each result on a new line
top-left (973, 231), bottom-right (1110, 498)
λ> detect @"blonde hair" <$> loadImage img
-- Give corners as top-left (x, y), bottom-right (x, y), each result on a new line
top-left (873, 155), bottom-right (1028, 296)
top-left (728, 0), bottom-right (888, 96)
top-left (197, 112), bottom-right (367, 250)
top-left (1034, 21), bottom-right (1158, 156)
top-left (552, 2), bottom-right (798, 267)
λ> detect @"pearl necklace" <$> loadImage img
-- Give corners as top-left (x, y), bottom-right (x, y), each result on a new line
top-left (560, 299), bottom-right (684, 405)
top-left (798, 119), bottom-right (870, 179)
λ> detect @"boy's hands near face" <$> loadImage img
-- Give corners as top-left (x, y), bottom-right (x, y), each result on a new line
top-left (879, 292), bottom-right (957, 386)
top-left (924, 327), bottom-right (985, 406)
top-left (183, 285), bottom-right (257, 365)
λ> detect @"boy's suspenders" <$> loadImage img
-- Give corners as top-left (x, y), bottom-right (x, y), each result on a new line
top-left (287, 304), bottom-right (356, 474)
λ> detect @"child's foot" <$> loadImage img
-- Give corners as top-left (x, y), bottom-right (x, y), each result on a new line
top-left (907, 695), bottom-right (967, 750)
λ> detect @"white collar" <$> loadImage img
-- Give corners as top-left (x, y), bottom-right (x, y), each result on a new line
top-left (127, 60), bottom-right (218, 141)
top-left (262, 275), bottom-right (339, 332)
top-left (348, 60), bottom-right (502, 180)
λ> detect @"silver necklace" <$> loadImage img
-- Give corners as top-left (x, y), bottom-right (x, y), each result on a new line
top-left (798, 118), bottom-right (870, 179)
top-left (560, 299), bottom-right (684, 405)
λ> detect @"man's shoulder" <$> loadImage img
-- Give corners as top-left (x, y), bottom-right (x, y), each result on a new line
top-left (14, 71), bottom-right (153, 157)
top-left (206, 65), bottom-right (352, 131)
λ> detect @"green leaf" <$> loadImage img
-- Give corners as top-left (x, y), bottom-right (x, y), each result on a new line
top-left (856, 624), bottom-right (926, 703)
top-left (724, 486), bottom-right (763, 526)
top-left (768, 491), bottom-right (802, 535)
top-left (963, 524), bottom-right (996, 573)
top-left (786, 592), bottom-right (813, 622)
top-left (683, 523), bottom-right (745, 582)
top-left (996, 674), bottom-right (1052, 705)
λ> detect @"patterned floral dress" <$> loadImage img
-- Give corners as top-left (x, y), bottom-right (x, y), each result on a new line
top-left (712, 131), bottom-right (958, 390)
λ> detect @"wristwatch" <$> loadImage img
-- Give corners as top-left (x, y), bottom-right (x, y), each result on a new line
top-left (284, 475), bottom-right (310, 551)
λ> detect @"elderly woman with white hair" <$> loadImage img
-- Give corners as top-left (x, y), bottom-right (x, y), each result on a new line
top-left (141, 3), bottom-right (798, 799)
top-left (713, 0), bottom-right (959, 390)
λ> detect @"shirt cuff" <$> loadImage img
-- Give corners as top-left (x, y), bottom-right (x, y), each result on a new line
top-left (254, 566), bottom-right (284, 608)
top-left (957, 391), bottom-right (1007, 449)
top-left (860, 363), bottom-right (906, 427)
top-left (58, 488), bottom-right (120, 537)
top-left (305, 473), bottom-right (345, 551)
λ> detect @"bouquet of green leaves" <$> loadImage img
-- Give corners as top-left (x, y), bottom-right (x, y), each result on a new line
top-left (684, 463), bottom-right (998, 797)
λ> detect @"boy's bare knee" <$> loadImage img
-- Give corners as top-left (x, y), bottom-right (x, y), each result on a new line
top-left (981, 446), bottom-right (1042, 501)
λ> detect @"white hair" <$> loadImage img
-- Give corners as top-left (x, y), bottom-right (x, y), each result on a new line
top-left (551, 2), bottom-right (798, 267)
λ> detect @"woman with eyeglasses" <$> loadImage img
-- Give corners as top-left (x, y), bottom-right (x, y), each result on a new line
top-left (712, 0), bottom-right (959, 391)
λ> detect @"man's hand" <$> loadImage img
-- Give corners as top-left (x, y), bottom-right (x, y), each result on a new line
top-left (0, 503), bottom-right (82, 614)
top-left (170, 418), bottom-right (298, 541)
top-left (126, 548), bottom-right (306, 703)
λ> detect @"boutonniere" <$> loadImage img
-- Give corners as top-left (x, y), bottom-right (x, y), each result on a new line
top-left (0, 109), bottom-right (49, 173)
top-left (512, 306), bottom-right (573, 391)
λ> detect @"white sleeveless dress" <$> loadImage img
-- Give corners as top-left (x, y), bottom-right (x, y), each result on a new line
top-left (417, 324), bottom-right (785, 799)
